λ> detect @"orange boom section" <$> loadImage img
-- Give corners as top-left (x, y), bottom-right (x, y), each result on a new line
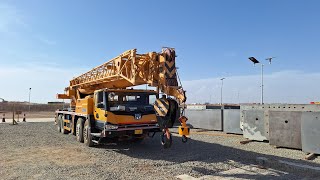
top-left (57, 48), bottom-right (186, 108)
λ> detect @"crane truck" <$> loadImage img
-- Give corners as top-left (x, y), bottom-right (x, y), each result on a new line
top-left (55, 47), bottom-right (189, 148)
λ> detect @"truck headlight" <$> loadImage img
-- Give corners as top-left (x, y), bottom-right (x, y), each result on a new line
top-left (105, 125), bottom-right (118, 130)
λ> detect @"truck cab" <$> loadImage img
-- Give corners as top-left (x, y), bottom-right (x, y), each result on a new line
top-left (93, 89), bottom-right (158, 126)
top-left (58, 89), bottom-right (161, 146)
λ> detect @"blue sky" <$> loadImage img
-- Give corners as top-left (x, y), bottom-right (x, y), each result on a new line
top-left (1, 0), bottom-right (320, 103)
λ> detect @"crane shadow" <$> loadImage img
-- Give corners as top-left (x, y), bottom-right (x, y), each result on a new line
top-left (95, 133), bottom-right (320, 179)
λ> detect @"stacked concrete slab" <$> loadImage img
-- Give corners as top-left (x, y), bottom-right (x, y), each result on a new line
top-left (185, 105), bottom-right (242, 134)
top-left (301, 112), bottom-right (320, 154)
top-left (223, 106), bottom-right (242, 134)
top-left (241, 104), bottom-right (320, 153)
top-left (185, 105), bottom-right (223, 131)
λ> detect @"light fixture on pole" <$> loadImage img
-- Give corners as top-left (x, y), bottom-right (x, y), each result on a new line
top-left (248, 57), bottom-right (260, 66)
top-left (248, 57), bottom-right (275, 104)
top-left (265, 57), bottom-right (276, 64)
top-left (248, 57), bottom-right (264, 104)
top-left (220, 78), bottom-right (225, 105)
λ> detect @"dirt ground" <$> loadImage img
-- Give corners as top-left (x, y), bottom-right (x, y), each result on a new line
top-left (0, 121), bottom-right (319, 180)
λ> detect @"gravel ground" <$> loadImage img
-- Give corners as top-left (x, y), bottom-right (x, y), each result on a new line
top-left (0, 122), bottom-right (319, 179)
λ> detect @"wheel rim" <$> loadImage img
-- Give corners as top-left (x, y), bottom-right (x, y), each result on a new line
top-left (57, 121), bottom-right (61, 131)
top-left (57, 116), bottom-right (61, 131)
top-left (61, 118), bottom-right (64, 132)
top-left (83, 124), bottom-right (88, 142)
top-left (76, 123), bottom-right (80, 139)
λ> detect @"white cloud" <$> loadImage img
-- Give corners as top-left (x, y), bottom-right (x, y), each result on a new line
top-left (183, 70), bottom-right (320, 104)
top-left (0, 64), bottom-right (85, 103)
top-left (1, 63), bottom-right (318, 105)
top-left (0, 2), bottom-right (56, 46)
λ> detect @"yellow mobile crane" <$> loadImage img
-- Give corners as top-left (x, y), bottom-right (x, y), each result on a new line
top-left (55, 47), bottom-right (189, 148)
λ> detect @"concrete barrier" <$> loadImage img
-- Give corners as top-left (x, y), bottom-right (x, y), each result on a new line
top-left (186, 105), bottom-right (223, 130)
top-left (241, 104), bottom-right (320, 142)
top-left (269, 111), bottom-right (302, 149)
top-left (301, 112), bottom-right (320, 154)
top-left (185, 105), bottom-right (241, 132)
top-left (185, 108), bottom-right (223, 131)
top-left (223, 106), bottom-right (242, 134)
top-left (243, 109), bottom-right (268, 141)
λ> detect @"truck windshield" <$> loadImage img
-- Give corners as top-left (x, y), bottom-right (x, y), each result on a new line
top-left (107, 92), bottom-right (156, 112)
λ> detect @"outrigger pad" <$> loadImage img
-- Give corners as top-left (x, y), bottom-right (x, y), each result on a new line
top-left (155, 98), bottom-right (179, 130)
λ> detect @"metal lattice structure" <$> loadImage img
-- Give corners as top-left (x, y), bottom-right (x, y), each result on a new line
top-left (58, 48), bottom-right (185, 105)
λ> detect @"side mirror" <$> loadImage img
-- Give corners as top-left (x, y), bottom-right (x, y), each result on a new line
top-left (97, 103), bottom-right (105, 109)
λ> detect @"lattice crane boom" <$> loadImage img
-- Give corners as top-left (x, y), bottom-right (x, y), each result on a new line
top-left (57, 48), bottom-right (186, 107)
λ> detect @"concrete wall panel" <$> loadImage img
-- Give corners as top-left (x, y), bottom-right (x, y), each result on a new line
top-left (269, 111), bottom-right (302, 149)
top-left (223, 109), bottom-right (242, 134)
top-left (243, 110), bottom-right (267, 141)
top-left (301, 112), bottom-right (320, 154)
top-left (185, 109), bottom-right (222, 130)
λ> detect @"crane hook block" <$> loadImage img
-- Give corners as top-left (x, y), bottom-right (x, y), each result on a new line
top-left (178, 115), bottom-right (189, 142)
top-left (178, 126), bottom-right (190, 136)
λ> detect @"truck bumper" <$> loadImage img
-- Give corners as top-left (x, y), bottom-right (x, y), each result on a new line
top-left (100, 124), bottom-right (160, 138)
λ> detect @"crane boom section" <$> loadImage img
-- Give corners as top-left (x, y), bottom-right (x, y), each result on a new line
top-left (59, 48), bottom-right (186, 105)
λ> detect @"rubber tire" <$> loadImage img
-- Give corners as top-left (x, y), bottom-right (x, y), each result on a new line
top-left (83, 119), bottom-right (94, 147)
top-left (76, 118), bottom-right (84, 143)
top-left (61, 116), bottom-right (68, 134)
top-left (71, 119), bottom-right (76, 136)
top-left (57, 114), bottom-right (62, 132)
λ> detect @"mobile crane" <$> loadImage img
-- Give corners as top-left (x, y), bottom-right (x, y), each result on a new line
top-left (55, 47), bottom-right (189, 148)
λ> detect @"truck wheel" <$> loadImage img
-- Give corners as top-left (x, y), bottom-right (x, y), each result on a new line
top-left (83, 119), bottom-right (94, 147)
top-left (76, 118), bottom-right (84, 143)
top-left (60, 116), bottom-right (68, 134)
top-left (57, 114), bottom-right (63, 132)
top-left (71, 119), bottom-right (76, 136)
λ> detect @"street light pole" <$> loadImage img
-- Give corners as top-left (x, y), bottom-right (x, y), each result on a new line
top-left (220, 78), bottom-right (225, 105)
top-left (249, 57), bottom-right (275, 104)
top-left (28, 88), bottom-right (31, 112)
top-left (261, 64), bottom-right (264, 104)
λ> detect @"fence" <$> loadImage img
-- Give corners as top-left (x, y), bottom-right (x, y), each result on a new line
top-left (0, 103), bottom-right (68, 112)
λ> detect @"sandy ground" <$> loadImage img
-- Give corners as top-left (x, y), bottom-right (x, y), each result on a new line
top-left (1, 121), bottom-right (319, 179)
top-left (1, 111), bottom-right (54, 119)
top-left (1, 111), bottom-right (54, 123)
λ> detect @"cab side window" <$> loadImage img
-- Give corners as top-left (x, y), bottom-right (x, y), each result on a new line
top-left (96, 91), bottom-right (105, 109)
